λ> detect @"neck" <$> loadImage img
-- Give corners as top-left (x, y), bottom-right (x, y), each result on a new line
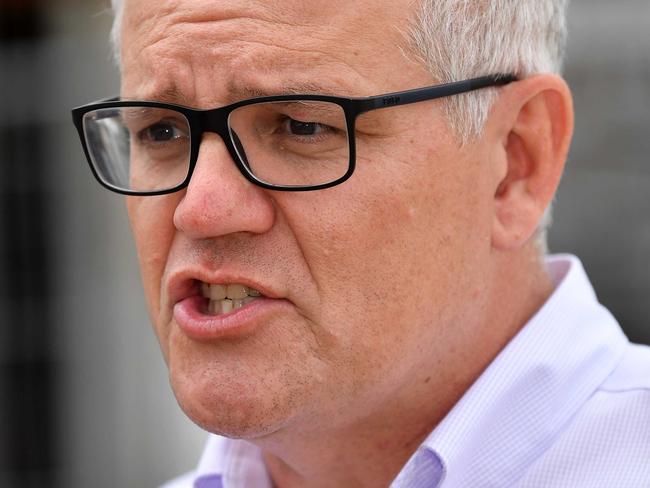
top-left (256, 246), bottom-right (555, 488)
top-left (260, 390), bottom-right (457, 487)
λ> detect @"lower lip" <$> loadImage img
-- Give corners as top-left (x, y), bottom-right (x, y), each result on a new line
top-left (173, 295), bottom-right (291, 341)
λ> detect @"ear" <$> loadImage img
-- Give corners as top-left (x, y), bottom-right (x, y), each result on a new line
top-left (489, 74), bottom-right (574, 250)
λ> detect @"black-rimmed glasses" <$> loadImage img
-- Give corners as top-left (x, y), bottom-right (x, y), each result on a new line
top-left (71, 74), bottom-right (516, 195)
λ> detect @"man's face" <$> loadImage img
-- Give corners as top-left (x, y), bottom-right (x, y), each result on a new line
top-left (122, 0), bottom-right (497, 437)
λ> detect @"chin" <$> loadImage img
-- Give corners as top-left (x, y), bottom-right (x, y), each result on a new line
top-left (171, 371), bottom-right (294, 439)
top-left (165, 338), bottom-right (300, 440)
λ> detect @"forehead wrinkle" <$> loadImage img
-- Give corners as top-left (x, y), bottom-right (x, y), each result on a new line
top-left (125, 33), bottom-right (368, 104)
top-left (123, 0), bottom-right (411, 65)
top-left (156, 17), bottom-right (359, 75)
top-left (128, 0), bottom-right (377, 34)
top-left (125, 0), bottom-right (336, 59)
top-left (122, 0), bottom-right (426, 108)
top-left (123, 20), bottom-right (367, 103)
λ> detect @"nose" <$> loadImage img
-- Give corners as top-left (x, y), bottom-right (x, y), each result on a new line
top-left (173, 133), bottom-right (275, 239)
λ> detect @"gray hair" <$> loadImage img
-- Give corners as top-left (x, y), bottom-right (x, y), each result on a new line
top-left (110, 0), bottom-right (123, 65)
top-left (109, 0), bottom-right (568, 252)
top-left (408, 1), bottom-right (568, 252)
top-left (409, 0), bottom-right (568, 139)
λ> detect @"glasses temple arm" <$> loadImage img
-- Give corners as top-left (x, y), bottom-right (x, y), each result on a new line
top-left (354, 74), bottom-right (518, 114)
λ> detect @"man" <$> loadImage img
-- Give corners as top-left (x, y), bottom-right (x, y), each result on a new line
top-left (71, 0), bottom-right (650, 486)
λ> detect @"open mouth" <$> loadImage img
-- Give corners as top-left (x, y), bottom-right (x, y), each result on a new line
top-left (200, 282), bottom-right (264, 316)
top-left (172, 277), bottom-right (289, 340)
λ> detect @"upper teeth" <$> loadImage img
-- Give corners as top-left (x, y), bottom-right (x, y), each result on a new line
top-left (200, 282), bottom-right (263, 315)
top-left (200, 283), bottom-right (262, 300)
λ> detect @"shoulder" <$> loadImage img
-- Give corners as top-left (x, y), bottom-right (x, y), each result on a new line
top-left (579, 341), bottom-right (650, 452)
top-left (580, 341), bottom-right (650, 450)
top-left (560, 341), bottom-right (650, 455)
top-left (158, 471), bottom-right (195, 488)
top-left (516, 343), bottom-right (650, 487)
top-left (599, 342), bottom-right (650, 393)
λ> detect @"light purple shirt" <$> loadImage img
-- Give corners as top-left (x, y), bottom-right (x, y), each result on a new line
top-left (163, 255), bottom-right (650, 487)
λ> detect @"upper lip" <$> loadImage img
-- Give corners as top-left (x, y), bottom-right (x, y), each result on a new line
top-left (167, 268), bottom-right (284, 306)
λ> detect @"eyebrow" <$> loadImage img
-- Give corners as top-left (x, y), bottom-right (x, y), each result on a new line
top-left (126, 80), bottom-right (354, 107)
top-left (229, 81), bottom-right (348, 99)
top-left (128, 86), bottom-right (193, 105)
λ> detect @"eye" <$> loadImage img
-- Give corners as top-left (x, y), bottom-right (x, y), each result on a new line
top-left (288, 119), bottom-right (324, 136)
top-left (285, 118), bottom-right (332, 137)
top-left (139, 122), bottom-right (187, 144)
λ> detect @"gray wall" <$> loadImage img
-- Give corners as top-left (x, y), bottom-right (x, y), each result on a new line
top-left (46, 6), bottom-right (206, 488)
top-left (0, 2), bottom-right (204, 486)
top-left (550, 1), bottom-right (650, 343)
top-left (1, 1), bottom-right (648, 486)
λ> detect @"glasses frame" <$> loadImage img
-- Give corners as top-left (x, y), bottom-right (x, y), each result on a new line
top-left (71, 74), bottom-right (517, 195)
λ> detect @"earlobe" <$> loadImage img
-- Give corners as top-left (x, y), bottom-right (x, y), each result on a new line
top-left (491, 75), bottom-right (574, 251)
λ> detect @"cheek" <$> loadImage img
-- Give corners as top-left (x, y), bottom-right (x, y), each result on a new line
top-left (286, 139), bottom-right (492, 368)
top-left (126, 195), bottom-right (179, 329)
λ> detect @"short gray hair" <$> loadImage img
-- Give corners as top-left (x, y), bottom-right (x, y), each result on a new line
top-left (109, 0), bottom-right (568, 251)
top-left (110, 0), bottom-right (123, 66)
top-left (407, 1), bottom-right (568, 252)
top-left (409, 0), bottom-right (568, 140)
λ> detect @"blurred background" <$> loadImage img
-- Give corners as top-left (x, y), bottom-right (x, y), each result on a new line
top-left (0, 0), bottom-right (648, 486)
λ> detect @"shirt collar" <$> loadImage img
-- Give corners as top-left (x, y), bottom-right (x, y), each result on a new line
top-left (194, 435), bottom-right (272, 488)
top-left (401, 254), bottom-right (628, 487)
top-left (193, 255), bottom-right (628, 488)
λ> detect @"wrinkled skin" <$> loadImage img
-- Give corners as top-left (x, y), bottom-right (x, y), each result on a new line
top-left (121, 0), bottom-right (572, 485)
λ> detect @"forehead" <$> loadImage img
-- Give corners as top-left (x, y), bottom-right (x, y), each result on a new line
top-left (120, 0), bottom-right (428, 103)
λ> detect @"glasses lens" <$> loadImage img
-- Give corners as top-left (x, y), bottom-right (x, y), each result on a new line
top-left (228, 101), bottom-right (349, 187)
top-left (82, 106), bottom-right (191, 193)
